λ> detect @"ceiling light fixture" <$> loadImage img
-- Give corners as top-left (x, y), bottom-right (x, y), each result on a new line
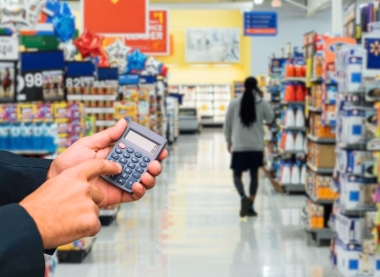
top-left (254, 0), bottom-right (264, 4)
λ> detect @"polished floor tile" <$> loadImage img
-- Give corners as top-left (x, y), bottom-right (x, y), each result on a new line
top-left (55, 130), bottom-right (333, 277)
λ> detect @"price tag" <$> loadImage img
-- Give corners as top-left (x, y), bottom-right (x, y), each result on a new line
top-left (0, 36), bottom-right (19, 61)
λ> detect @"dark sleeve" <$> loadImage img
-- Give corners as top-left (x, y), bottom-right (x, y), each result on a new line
top-left (0, 204), bottom-right (45, 277)
top-left (0, 151), bottom-right (52, 206)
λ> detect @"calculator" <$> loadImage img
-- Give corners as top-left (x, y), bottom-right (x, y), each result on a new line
top-left (102, 121), bottom-right (167, 193)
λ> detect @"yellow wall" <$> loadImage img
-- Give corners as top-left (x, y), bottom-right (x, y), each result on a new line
top-left (156, 10), bottom-right (251, 84)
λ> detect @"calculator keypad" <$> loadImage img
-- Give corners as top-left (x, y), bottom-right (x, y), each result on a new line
top-left (107, 146), bottom-right (152, 192)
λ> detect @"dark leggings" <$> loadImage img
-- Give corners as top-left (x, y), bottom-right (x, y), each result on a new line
top-left (233, 168), bottom-right (259, 197)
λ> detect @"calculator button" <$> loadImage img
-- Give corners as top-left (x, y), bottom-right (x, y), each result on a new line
top-left (115, 148), bottom-right (123, 154)
top-left (123, 167), bottom-right (133, 174)
top-left (127, 147), bottom-right (134, 153)
top-left (125, 178), bottom-right (137, 190)
top-left (110, 175), bottom-right (118, 180)
top-left (123, 152), bottom-right (131, 159)
top-left (139, 162), bottom-right (147, 168)
top-left (131, 157), bottom-right (139, 163)
top-left (135, 152), bottom-right (142, 158)
top-left (117, 178), bottom-right (126, 185)
top-left (135, 167), bottom-right (144, 174)
top-left (127, 162), bottom-right (136, 169)
top-left (119, 158), bottom-right (128, 164)
top-left (121, 172), bottom-right (129, 179)
top-left (111, 153), bottom-right (120, 160)
top-left (118, 143), bottom-right (126, 149)
top-left (143, 157), bottom-right (150, 163)
top-left (132, 172), bottom-right (141, 179)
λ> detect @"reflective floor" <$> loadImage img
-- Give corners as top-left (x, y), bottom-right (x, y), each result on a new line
top-left (55, 129), bottom-right (334, 277)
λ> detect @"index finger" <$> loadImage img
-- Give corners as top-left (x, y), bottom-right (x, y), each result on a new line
top-left (158, 149), bottom-right (168, 161)
top-left (72, 159), bottom-right (122, 181)
top-left (80, 119), bottom-right (128, 149)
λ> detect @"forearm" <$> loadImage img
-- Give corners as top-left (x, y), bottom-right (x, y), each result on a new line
top-left (0, 151), bottom-right (52, 206)
top-left (0, 204), bottom-right (45, 277)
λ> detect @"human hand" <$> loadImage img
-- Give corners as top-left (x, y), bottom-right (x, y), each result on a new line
top-left (48, 119), bottom-right (168, 208)
top-left (227, 145), bottom-right (232, 154)
top-left (20, 159), bottom-right (122, 249)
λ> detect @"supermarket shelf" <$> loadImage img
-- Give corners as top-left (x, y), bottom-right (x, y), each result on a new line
top-left (307, 106), bottom-right (322, 112)
top-left (306, 190), bottom-right (334, 205)
top-left (99, 206), bottom-right (120, 226)
top-left (279, 149), bottom-right (305, 155)
top-left (58, 237), bottom-right (96, 264)
top-left (95, 120), bottom-right (115, 127)
top-left (85, 108), bottom-right (114, 114)
top-left (282, 184), bottom-right (305, 194)
top-left (281, 77), bottom-right (307, 83)
top-left (281, 101), bottom-right (306, 105)
top-left (307, 163), bottom-right (334, 174)
top-left (338, 139), bottom-right (380, 151)
top-left (305, 227), bottom-right (335, 247)
top-left (67, 95), bottom-right (117, 101)
top-left (307, 134), bottom-right (335, 144)
top-left (279, 124), bottom-right (307, 132)
top-left (310, 77), bottom-right (323, 83)
top-left (339, 204), bottom-right (376, 216)
top-left (9, 150), bottom-right (55, 156)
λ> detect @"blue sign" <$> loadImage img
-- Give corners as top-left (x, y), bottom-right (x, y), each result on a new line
top-left (244, 11), bottom-right (277, 37)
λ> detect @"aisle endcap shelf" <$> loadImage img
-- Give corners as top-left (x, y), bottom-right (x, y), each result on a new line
top-left (307, 134), bottom-right (336, 144)
top-left (281, 184), bottom-right (305, 193)
top-left (307, 106), bottom-right (322, 113)
top-left (281, 77), bottom-right (307, 83)
top-left (279, 149), bottom-right (306, 155)
top-left (278, 124), bottom-right (307, 132)
top-left (281, 101), bottom-right (306, 106)
top-left (307, 163), bottom-right (334, 174)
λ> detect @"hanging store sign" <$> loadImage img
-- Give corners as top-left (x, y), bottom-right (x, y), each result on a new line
top-left (244, 11), bottom-right (277, 36)
top-left (125, 10), bottom-right (170, 56)
top-left (83, 0), bottom-right (149, 35)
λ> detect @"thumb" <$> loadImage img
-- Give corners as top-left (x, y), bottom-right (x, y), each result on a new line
top-left (80, 119), bottom-right (128, 149)
top-left (72, 159), bottom-right (122, 181)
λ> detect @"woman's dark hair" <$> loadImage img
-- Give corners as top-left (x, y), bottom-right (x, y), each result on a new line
top-left (240, 77), bottom-right (261, 128)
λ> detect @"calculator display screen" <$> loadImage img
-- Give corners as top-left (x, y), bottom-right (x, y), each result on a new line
top-left (125, 130), bottom-right (158, 153)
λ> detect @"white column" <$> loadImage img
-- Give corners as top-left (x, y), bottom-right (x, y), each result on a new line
top-left (332, 0), bottom-right (343, 35)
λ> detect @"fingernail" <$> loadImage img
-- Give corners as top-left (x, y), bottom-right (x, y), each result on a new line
top-left (149, 175), bottom-right (154, 184)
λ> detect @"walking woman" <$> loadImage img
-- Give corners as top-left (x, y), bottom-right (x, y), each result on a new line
top-left (224, 77), bottom-right (274, 217)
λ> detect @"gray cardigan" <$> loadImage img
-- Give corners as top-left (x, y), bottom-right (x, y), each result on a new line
top-left (224, 93), bottom-right (274, 152)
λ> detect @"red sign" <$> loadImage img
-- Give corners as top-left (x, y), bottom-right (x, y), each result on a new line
top-left (125, 10), bottom-right (170, 56)
top-left (83, 0), bottom-right (149, 35)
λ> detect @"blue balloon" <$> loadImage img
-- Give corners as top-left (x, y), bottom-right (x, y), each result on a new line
top-left (53, 2), bottom-right (76, 43)
top-left (127, 49), bottom-right (148, 73)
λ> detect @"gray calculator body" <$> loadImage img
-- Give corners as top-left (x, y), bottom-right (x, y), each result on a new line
top-left (102, 121), bottom-right (167, 193)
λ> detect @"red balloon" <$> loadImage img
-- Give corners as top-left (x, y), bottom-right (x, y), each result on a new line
top-left (98, 55), bottom-right (110, 67)
top-left (74, 30), bottom-right (104, 59)
top-left (160, 66), bottom-right (169, 77)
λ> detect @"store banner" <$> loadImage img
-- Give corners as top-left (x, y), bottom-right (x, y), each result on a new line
top-left (125, 10), bottom-right (170, 56)
top-left (244, 11), bottom-right (277, 36)
top-left (83, 0), bottom-right (149, 35)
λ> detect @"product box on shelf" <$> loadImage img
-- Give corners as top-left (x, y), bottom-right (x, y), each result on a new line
top-left (306, 171), bottom-right (336, 200)
top-left (309, 113), bottom-right (335, 138)
top-left (305, 200), bottom-right (325, 229)
top-left (339, 174), bottom-right (377, 211)
top-left (335, 239), bottom-right (376, 277)
top-left (307, 142), bottom-right (336, 168)
top-left (310, 85), bottom-right (323, 108)
top-left (337, 149), bottom-right (375, 176)
top-left (0, 61), bottom-right (16, 103)
top-left (335, 212), bottom-right (364, 245)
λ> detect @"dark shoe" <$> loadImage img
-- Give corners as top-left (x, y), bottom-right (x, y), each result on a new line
top-left (240, 198), bottom-right (251, 217)
top-left (247, 209), bottom-right (258, 217)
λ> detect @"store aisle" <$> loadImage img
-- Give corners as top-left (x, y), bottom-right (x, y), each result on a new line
top-left (55, 130), bottom-right (333, 277)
